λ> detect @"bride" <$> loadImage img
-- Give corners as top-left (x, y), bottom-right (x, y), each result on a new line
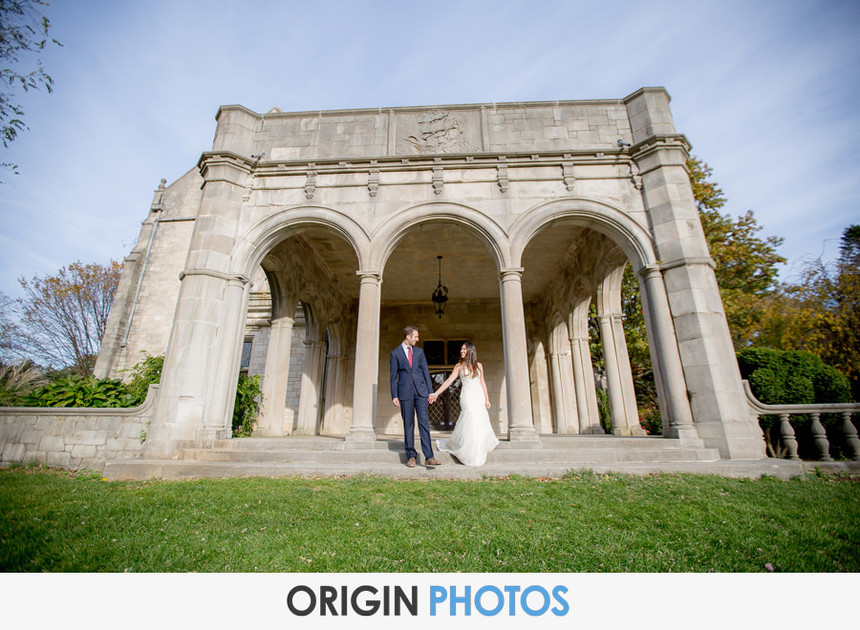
top-left (430, 342), bottom-right (499, 466)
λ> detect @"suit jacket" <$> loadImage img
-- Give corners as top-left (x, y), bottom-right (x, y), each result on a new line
top-left (390, 345), bottom-right (434, 400)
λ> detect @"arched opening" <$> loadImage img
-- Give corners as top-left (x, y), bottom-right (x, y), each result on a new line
top-left (243, 226), bottom-right (360, 437)
top-left (376, 220), bottom-right (506, 437)
top-left (521, 220), bottom-right (650, 437)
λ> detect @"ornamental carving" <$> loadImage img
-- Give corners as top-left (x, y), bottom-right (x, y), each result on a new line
top-left (400, 110), bottom-right (476, 154)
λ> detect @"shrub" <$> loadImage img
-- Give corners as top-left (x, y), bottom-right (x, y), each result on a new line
top-left (737, 347), bottom-right (853, 458)
top-left (26, 375), bottom-right (127, 408)
top-left (232, 373), bottom-right (262, 437)
top-left (120, 354), bottom-right (164, 406)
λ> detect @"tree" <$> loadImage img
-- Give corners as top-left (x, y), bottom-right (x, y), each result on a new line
top-left (1, 0), bottom-right (61, 174)
top-left (687, 158), bottom-right (786, 346)
top-left (764, 225), bottom-right (860, 399)
top-left (15, 260), bottom-right (122, 375)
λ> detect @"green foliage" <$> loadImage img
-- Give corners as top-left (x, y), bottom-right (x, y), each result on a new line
top-left (25, 375), bottom-right (127, 408)
top-left (0, 0), bottom-right (62, 175)
top-left (737, 347), bottom-right (852, 458)
top-left (760, 225), bottom-right (860, 399)
top-left (639, 407), bottom-right (662, 435)
top-left (232, 373), bottom-right (262, 437)
top-left (688, 158), bottom-right (786, 347)
top-left (737, 348), bottom-right (850, 406)
top-left (120, 353), bottom-right (163, 407)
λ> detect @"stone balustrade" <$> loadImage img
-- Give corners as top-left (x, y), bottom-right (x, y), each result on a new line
top-left (742, 381), bottom-right (860, 462)
top-left (0, 386), bottom-right (158, 473)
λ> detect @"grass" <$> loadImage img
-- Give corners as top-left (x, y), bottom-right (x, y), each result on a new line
top-left (1, 467), bottom-right (858, 572)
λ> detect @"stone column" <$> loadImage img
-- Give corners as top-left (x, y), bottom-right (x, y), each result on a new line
top-left (346, 271), bottom-right (380, 443)
top-left (549, 321), bottom-right (578, 434)
top-left (639, 266), bottom-right (699, 444)
top-left (296, 339), bottom-right (325, 435)
top-left (570, 302), bottom-right (603, 434)
top-left (597, 314), bottom-right (644, 436)
top-left (597, 314), bottom-right (627, 435)
top-left (612, 314), bottom-right (642, 431)
top-left (256, 315), bottom-right (296, 436)
top-left (499, 269), bottom-right (539, 442)
top-left (322, 354), bottom-right (348, 435)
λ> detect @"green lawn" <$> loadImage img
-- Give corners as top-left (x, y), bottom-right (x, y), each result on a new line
top-left (1, 467), bottom-right (858, 572)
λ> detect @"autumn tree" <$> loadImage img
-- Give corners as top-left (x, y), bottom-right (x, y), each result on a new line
top-left (761, 225), bottom-right (860, 398)
top-left (1, 0), bottom-right (61, 174)
top-left (15, 260), bottom-right (122, 375)
top-left (687, 158), bottom-right (786, 346)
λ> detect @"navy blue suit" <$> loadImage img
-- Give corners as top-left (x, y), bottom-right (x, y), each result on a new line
top-left (390, 344), bottom-right (435, 460)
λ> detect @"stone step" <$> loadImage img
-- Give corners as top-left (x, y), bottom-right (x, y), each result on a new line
top-left (182, 445), bottom-right (720, 464)
top-left (103, 457), bottom-right (809, 481)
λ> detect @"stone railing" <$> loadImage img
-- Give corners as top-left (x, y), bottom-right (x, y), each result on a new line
top-left (742, 380), bottom-right (860, 462)
top-left (0, 385), bottom-right (158, 473)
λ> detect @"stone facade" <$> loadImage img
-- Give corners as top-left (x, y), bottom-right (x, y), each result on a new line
top-left (3, 87), bottom-right (767, 470)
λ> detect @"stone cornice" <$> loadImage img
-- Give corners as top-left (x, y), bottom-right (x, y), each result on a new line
top-left (249, 150), bottom-right (637, 178)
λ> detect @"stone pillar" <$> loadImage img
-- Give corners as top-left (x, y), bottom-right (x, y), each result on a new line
top-left (205, 275), bottom-right (251, 439)
top-left (570, 302), bottom-right (603, 434)
top-left (143, 271), bottom-right (242, 458)
top-left (500, 269), bottom-right (539, 442)
top-left (549, 321), bottom-right (578, 434)
top-left (597, 314), bottom-right (645, 436)
top-left (597, 314), bottom-right (627, 435)
top-left (626, 87), bottom-right (763, 459)
top-left (256, 315), bottom-right (296, 436)
top-left (639, 266), bottom-right (700, 444)
top-left (322, 354), bottom-right (348, 435)
top-left (296, 339), bottom-right (325, 435)
top-left (346, 271), bottom-right (380, 443)
top-left (612, 314), bottom-right (642, 431)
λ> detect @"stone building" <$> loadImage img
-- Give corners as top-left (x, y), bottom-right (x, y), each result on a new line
top-left (93, 87), bottom-right (765, 463)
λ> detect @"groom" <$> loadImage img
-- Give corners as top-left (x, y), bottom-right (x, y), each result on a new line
top-left (390, 326), bottom-right (441, 468)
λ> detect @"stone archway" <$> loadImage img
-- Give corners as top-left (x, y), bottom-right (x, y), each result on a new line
top-left (515, 201), bottom-right (694, 441)
top-left (249, 226), bottom-right (360, 438)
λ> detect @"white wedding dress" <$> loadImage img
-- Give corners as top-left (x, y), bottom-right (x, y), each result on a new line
top-left (436, 369), bottom-right (499, 466)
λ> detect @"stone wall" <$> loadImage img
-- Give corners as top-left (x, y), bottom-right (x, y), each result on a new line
top-left (0, 387), bottom-right (157, 473)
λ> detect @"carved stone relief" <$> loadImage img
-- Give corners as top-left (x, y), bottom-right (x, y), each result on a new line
top-left (399, 110), bottom-right (477, 154)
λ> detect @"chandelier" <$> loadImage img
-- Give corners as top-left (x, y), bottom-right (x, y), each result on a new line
top-left (431, 255), bottom-right (448, 319)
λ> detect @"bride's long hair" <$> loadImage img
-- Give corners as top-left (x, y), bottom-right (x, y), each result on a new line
top-left (459, 342), bottom-right (479, 378)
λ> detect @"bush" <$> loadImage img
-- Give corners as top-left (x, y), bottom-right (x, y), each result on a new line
top-left (737, 347), bottom-right (853, 459)
top-left (120, 354), bottom-right (164, 406)
top-left (26, 375), bottom-right (127, 408)
top-left (232, 373), bottom-right (262, 437)
top-left (737, 348), bottom-right (851, 405)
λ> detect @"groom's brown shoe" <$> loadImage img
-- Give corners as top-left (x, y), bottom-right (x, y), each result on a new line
top-left (425, 458), bottom-right (442, 466)
top-left (406, 457), bottom-right (416, 468)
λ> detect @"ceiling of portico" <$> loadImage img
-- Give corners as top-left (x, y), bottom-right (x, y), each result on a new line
top-left (256, 220), bottom-right (630, 307)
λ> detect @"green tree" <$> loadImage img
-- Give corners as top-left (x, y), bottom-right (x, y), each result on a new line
top-left (688, 158), bottom-right (786, 346)
top-left (0, 0), bottom-right (61, 174)
top-left (765, 225), bottom-right (860, 399)
top-left (16, 260), bottom-right (122, 375)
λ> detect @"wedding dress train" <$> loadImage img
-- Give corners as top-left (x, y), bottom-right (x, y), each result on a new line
top-left (436, 370), bottom-right (499, 466)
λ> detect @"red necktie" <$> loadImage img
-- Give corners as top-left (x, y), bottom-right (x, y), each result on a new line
top-left (407, 346), bottom-right (413, 368)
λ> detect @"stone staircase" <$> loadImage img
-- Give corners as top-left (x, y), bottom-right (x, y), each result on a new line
top-left (101, 433), bottom-right (808, 480)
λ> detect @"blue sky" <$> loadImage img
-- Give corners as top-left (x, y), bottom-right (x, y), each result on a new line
top-left (1, 0), bottom-right (858, 299)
